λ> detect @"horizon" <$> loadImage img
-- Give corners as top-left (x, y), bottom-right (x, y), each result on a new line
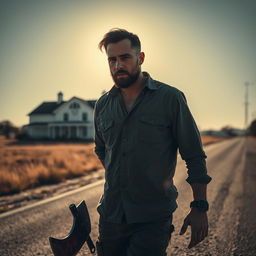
top-left (0, 90), bottom-right (252, 132)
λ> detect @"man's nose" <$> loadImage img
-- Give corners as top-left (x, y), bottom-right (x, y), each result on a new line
top-left (115, 59), bottom-right (124, 70)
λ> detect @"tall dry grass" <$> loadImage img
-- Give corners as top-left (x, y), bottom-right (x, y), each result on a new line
top-left (200, 135), bottom-right (226, 145)
top-left (0, 137), bottom-right (102, 195)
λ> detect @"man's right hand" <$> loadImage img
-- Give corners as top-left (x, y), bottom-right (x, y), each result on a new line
top-left (179, 208), bottom-right (208, 249)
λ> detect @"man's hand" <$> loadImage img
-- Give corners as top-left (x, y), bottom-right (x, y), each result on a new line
top-left (179, 208), bottom-right (208, 249)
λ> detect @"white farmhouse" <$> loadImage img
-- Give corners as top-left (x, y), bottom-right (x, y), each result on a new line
top-left (24, 92), bottom-right (97, 140)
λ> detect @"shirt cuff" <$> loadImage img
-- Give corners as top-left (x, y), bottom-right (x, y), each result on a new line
top-left (186, 174), bottom-right (212, 184)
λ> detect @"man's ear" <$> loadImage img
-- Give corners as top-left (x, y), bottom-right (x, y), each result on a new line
top-left (138, 52), bottom-right (145, 65)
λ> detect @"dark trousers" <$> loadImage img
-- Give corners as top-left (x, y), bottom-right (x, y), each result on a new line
top-left (96, 215), bottom-right (174, 256)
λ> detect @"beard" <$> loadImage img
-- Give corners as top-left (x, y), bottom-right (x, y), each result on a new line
top-left (111, 63), bottom-right (141, 88)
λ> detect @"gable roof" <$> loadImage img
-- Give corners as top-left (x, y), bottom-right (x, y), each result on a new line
top-left (87, 100), bottom-right (96, 109)
top-left (28, 102), bottom-right (67, 115)
top-left (28, 98), bottom-right (97, 116)
top-left (68, 97), bottom-right (96, 109)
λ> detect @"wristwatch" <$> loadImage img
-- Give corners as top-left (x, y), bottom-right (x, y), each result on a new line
top-left (190, 200), bottom-right (209, 212)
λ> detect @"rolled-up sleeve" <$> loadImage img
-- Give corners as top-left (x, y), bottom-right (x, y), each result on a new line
top-left (172, 91), bottom-right (212, 184)
top-left (93, 101), bottom-right (105, 161)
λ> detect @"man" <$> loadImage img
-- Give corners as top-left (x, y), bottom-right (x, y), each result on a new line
top-left (94, 28), bottom-right (212, 256)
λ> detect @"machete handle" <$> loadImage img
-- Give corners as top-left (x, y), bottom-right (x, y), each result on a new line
top-left (87, 236), bottom-right (96, 253)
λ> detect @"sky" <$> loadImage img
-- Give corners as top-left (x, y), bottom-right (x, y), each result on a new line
top-left (0, 0), bottom-right (256, 130)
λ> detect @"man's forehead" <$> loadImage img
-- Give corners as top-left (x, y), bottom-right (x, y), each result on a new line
top-left (106, 39), bottom-right (136, 57)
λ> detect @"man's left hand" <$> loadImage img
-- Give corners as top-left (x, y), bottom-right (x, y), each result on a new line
top-left (179, 208), bottom-right (208, 249)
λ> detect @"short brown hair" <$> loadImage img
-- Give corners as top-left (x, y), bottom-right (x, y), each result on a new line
top-left (99, 28), bottom-right (141, 52)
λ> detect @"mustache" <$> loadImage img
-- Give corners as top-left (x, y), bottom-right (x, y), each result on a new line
top-left (114, 70), bottom-right (130, 76)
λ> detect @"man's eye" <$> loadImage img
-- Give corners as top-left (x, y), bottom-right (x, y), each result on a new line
top-left (108, 59), bottom-right (116, 64)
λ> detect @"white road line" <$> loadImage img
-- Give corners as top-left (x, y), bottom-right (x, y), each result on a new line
top-left (0, 179), bottom-right (104, 219)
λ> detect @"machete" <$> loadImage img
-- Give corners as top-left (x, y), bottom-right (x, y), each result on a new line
top-left (49, 200), bottom-right (96, 256)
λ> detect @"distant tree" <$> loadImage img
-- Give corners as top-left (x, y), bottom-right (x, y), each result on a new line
top-left (15, 126), bottom-right (29, 140)
top-left (0, 120), bottom-right (19, 138)
top-left (249, 119), bottom-right (256, 136)
top-left (221, 125), bottom-right (237, 136)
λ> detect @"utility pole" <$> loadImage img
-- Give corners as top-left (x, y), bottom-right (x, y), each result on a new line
top-left (244, 82), bottom-right (250, 129)
top-left (244, 81), bottom-right (256, 129)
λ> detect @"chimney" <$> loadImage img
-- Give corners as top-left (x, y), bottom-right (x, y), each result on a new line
top-left (57, 92), bottom-right (63, 104)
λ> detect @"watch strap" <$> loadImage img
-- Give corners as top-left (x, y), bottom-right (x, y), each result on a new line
top-left (190, 200), bottom-right (209, 212)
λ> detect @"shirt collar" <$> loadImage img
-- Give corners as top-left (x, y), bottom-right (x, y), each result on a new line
top-left (109, 72), bottom-right (159, 96)
top-left (142, 72), bottom-right (159, 90)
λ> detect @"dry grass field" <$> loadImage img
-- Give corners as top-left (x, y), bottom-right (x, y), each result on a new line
top-left (0, 136), bottom-right (102, 195)
top-left (200, 135), bottom-right (226, 145)
top-left (0, 135), bottom-right (225, 195)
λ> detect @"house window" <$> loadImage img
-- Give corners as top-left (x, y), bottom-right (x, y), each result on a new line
top-left (64, 113), bottom-right (69, 121)
top-left (69, 102), bottom-right (80, 109)
top-left (82, 112), bottom-right (88, 121)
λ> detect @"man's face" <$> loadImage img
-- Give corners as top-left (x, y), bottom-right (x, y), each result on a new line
top-left (106, 39), bottom-right (144, 88)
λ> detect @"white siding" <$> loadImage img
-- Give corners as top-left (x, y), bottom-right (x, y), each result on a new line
top-left (30, 114), bottom-right (54, 123)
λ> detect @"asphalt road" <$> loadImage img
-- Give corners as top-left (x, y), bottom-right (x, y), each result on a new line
top-left (0, 137), bottom-right (255, 256)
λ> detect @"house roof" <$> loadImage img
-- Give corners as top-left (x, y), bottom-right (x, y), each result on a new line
top-left (28, 102), bottom-right (67, 115)
top-left (28, 98), bottom-right (97, 116)
top-left (87, 100), bottom-right (96, 109)
top-left (69, 97), bottom-right (97, 109)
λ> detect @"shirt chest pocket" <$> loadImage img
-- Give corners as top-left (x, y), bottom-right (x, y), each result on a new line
top-left (98, 119), bottom-right (115, 147)
top-left (138, 116), bottom-right (170, 143)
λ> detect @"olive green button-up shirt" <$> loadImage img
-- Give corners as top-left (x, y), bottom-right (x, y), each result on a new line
top-left (94, 72), bottom-right (211, 224)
